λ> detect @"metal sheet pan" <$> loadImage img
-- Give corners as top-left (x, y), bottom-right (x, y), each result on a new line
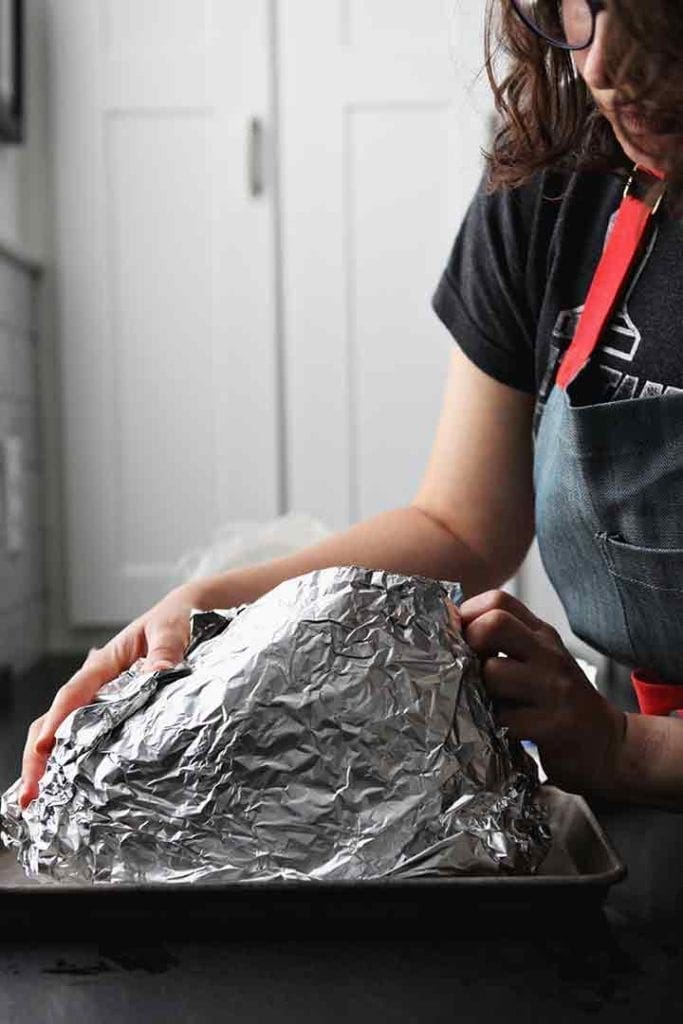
top-left (0, 787), bottom-right (625, 940)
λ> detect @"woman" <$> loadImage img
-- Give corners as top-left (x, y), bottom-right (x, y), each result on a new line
top-left (20, 0), bottom-right (683, 810)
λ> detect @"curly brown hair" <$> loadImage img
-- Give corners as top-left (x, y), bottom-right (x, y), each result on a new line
top-left (485, 0), bottom-right (683, 211)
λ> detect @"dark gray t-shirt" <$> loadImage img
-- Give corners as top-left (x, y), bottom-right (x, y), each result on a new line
top-left (432, 169), bottom-right (683, 421)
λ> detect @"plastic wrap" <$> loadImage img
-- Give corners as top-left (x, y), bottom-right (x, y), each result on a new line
top-left (1, 567), bottom-right (549, 884)
top-left (175, 513), bottom-right (331, 583)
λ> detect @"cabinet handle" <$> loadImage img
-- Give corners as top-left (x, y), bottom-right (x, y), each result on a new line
top-left (248, 117), bottom-right (265, 198)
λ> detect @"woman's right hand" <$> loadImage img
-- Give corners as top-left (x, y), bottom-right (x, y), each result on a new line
top-left (19, 584), bottom-right (203, 809)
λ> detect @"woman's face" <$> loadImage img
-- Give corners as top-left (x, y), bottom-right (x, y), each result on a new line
top-left (571, 5), bottom-right (665, 171)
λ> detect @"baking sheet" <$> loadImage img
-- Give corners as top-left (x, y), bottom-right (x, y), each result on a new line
top-left (0, 787), bottom-right (625, 939)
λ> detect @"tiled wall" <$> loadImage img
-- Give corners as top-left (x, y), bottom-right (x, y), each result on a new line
top-left (0, 250), bottom-right (44, 674)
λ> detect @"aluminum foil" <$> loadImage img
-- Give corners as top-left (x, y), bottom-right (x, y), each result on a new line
top-left (1, 567), bottom-right (549, 884)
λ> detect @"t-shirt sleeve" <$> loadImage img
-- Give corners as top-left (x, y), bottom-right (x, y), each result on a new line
top-left (433, 172), bottom-right (543, 394)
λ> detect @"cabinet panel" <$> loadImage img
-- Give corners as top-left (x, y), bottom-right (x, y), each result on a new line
top-left (348, 104), bottom-right (455, 518)
top-left (279, 0), bottom-right (491, 529)
top-left (101, 0), bottom-right (208, 54)
top-left (344, 0), bottom-right (458, 49)
top-left (50, 0), bottom-right (279, 624)
top-left (106, 113), bottom-right (217, 566)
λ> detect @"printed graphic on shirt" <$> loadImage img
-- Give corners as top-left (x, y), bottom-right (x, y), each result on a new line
top-left (536, 216), bottom-right (683, 419)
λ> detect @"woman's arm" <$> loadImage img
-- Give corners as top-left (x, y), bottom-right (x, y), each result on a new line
top-left (190, 344), bottom-right (537, 608)
top-left (609, 715), bottom-right (683, 809)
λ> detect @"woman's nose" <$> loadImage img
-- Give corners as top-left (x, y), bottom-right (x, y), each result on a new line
top-left (581, 11), bottom-right (611, 90)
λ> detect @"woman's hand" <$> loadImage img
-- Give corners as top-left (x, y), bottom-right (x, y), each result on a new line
top-left (19, 584), bottom-right (203, 810)
top-left (460, 590), bottom-right (627, 796)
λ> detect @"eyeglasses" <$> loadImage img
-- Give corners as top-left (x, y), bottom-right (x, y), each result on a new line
top-left (511, 0), bottom-right (607, 51)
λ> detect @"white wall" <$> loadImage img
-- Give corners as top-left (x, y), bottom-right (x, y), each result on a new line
top-left (0, 0), bottom-right (49, 261)
top-left (0, 1), bottom-right (110, 658)
top-left (0, 2), bottom-right (52, 672)
top-left (0, 151), bottom-right (21, 249)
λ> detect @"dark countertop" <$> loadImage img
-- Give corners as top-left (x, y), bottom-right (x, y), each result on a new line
top-left (1, 657), bottom-right (682, 1024)
top-left (0, 923), bottom-right (680, 1024)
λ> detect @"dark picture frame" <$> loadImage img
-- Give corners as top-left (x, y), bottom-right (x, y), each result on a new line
top-left (0, 0), bottom-right (23, 144)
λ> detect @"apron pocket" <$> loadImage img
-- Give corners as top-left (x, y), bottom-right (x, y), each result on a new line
top-left (599, 534), bottom-right (683, 594)
top-left (598, 533), bottom-right (683, 682)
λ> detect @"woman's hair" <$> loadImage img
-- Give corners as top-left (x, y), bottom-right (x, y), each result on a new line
top-left (485, 0), bottom-right (683, 211)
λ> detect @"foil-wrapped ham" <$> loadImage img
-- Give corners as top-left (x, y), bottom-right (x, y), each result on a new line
top-left (1, 567), bottom-right (549, 884)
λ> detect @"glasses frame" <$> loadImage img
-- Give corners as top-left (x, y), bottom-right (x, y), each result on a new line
top-left (511, 0), bottom-right (606, 51)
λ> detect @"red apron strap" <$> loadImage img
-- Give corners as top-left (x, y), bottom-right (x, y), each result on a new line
top-left (632, 669), bottom-right (683, 717)
top-left (556, 165), bottom-right (666, 391)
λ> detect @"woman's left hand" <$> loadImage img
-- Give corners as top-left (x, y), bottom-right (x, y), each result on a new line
top-left (459, 590), bottom-right (627, 795)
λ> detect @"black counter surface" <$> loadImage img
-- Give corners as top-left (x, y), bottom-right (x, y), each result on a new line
top-left (0, 656), bottom-right (681, 1024)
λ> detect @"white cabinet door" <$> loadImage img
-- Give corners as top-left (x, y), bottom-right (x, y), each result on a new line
top-left (49, 1), bottom-right (279, 624)
top-left (278, 0), bottom-right (492, 529)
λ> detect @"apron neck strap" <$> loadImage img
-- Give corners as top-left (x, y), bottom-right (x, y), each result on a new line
top-left (556, 164), bottom-right (667, 391)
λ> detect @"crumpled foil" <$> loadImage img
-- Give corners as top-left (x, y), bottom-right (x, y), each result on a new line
top-left (1, 567), bottom-right (549, 884)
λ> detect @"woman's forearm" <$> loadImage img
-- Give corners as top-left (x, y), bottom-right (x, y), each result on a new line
top-left (183, 505), bottom-right (510, 610)
top-left (606, 713), bottom-right (683, 809)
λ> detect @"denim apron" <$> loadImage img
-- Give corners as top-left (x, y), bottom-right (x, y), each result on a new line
top-left (534, 348), bottom-right (683, 925)
top-left (533, 166), bottom-right (683, 708)
top-left (535, 373), bottom-right (683, 700)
